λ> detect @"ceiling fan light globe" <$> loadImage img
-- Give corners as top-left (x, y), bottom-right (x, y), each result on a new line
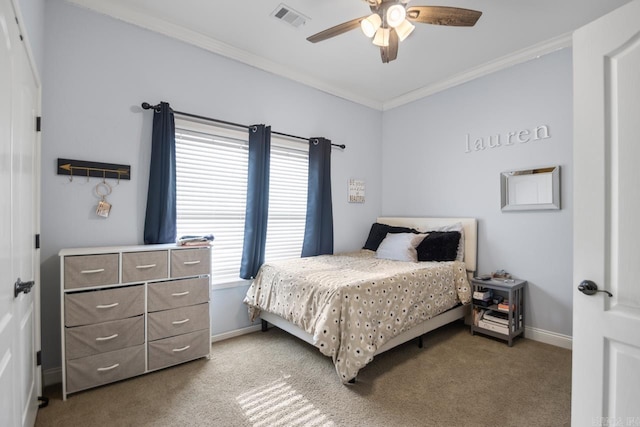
top-left (372, 27), bottom-right (390, 47)
top-left (360, 13), bottom-right (382, 38)
top-left (395, 19), bottom-right (415, 42)
top-left (386, 4), bottom-right (406, 28)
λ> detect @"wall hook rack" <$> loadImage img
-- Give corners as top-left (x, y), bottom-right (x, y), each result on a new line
top-left (57, 158), bottom-right (131, 183)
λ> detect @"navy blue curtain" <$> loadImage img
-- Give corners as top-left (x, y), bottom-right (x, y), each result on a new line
top-left (301, 138), bottom-right (334, 257)
top-left (143, 102), bottom-right (177, 244)
top-left (240, 125), bottom-right (271, 279)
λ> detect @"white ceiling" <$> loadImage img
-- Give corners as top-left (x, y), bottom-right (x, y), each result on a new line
top-left (66, 0), bottom-right (631, 110)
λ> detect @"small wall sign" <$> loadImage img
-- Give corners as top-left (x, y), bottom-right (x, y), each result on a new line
top-left (348, 179), bottom-right (365, 203)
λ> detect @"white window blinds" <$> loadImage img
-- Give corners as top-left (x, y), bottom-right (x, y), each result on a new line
top-left (265, 142), bottom-right (308, 262)
top-left (175, 118), bottom-right (308, 285)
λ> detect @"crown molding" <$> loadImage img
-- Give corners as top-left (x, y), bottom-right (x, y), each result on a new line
top-left (383, 32), bottom-right (573, 111)
top-left (66, 1), bottom-right (571, 112)
top-left (65, 0), bottom-right (384, 110)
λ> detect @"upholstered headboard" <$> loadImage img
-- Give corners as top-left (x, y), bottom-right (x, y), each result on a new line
top-left (376, 217), bottom-right (478, 274)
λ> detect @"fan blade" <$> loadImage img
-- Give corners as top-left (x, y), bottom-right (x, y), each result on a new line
top-left (406, 6), bottom-right (482, 27)
top-left (306, 16), bottom-right (367, 43)
top-left (380, 30), bottom-right (399, 63)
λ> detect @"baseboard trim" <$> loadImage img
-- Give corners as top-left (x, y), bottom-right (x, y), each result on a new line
top-left (525, 326), bottom-right (572, 350)
top-left (211, 324), bottom-right (262, 343)
top-left (43, 367), bottom-right (62, 387)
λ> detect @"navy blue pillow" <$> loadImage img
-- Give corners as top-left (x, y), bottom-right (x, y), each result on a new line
top-left (416, 231), bottom-right (461, 262)
top-left (363, 223), bottom-right (418, 251)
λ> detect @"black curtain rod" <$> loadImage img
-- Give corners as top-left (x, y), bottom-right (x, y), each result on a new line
top-left (141, 102), bottom-right (346, 149)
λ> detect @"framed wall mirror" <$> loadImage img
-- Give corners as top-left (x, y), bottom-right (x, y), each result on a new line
top-left (501, 166), bottom-right (560, 211)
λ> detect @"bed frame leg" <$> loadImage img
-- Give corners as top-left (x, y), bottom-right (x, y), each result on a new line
top-left (418, 336), bottom-right (423, 348)
top-left (261, 319), bottom-right (268, 332)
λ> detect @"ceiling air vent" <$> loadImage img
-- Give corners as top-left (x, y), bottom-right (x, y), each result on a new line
top-left (271, 3), bottom-right (309, 28)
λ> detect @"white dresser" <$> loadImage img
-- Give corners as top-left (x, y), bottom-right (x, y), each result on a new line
top-left (59, 244), bottom-right (211, 399)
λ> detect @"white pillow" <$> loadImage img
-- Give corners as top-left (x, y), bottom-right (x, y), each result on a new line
top-left (376, 233), bottom-right (427, 262)
top-left (425, 222), bottom-right (465, 262)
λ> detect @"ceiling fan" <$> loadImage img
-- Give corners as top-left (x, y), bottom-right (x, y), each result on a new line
top-left (306, 0), bottom-right (482, 63)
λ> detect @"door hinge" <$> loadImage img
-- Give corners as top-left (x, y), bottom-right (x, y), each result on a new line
top-left (36, 116), bottom-right (41, 132)
top-left (36, 350), bottom-right (41, 366)
top-left (14, 17), bottom-right (24, 41)
top-left (35, 234), bottom-right (40, 249)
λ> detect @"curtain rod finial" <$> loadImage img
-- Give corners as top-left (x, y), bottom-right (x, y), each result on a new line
top-left (141, 102), bottom-right (162, 112)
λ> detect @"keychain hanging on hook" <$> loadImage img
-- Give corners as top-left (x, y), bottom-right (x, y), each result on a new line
top-left (95, 172), bottom-right (112, 218)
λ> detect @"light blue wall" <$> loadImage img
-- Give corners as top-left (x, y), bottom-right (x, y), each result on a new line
top-left (382, 49), bottom-right (574, 337)
top-left (40, 0), bottom-right (382, 372)
top-left (16, 0), bottom-right (44, 78)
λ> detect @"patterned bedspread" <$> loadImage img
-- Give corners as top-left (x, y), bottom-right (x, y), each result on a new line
top-left (243, 250), bottom-right (471, 382)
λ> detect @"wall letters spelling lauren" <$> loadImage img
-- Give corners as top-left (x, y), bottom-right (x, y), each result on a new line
top-left (465, 124), bottom-right (550, 153)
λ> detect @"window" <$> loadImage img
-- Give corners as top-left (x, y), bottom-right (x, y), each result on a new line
top-left (265, 141), bottom-right (308, 261)
top-left (175, 118), bottom-right (308, 284)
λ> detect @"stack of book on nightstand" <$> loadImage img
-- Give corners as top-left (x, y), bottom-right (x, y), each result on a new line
top-left (477, 310), bottom-right (510, 335)
top-left (472, 289), bottom-right (493, 308)
top-left (497, 300), bottom-right (514, 312)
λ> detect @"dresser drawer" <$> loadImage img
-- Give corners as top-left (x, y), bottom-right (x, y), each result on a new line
top-left (65, 285), bottom-right (144, 327)
top-left (148, 329), bottom-right (210, 371)
top-left (65, 315), bottom-right (144, 360)
top-left (122, 250), bottom-right (168, 283)
top-left (148, 303), bottom-right (209, 341)
top-left (64, 254), bottom-right (119, 290)
top-left (170, 248), bottom-right (211, 278)
top-left (66, 344), bottom-right (145, 394)
top-left (148, 277), bottom-right (209, 312)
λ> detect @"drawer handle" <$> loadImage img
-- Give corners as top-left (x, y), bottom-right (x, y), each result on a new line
top-left (96, 302), bottom-right (119, 309)
top-left (183, 260), bottom-right (200, 265)
top-left (171, 291), bottom-right (190, 297)
top-left (136, 264), bottom-right (157, 269)
top-left (172, 318), bottom-right (190, 325)
top-left (81, 268), bottom-right (105, 274)
top-left (95, 333), bottom-right (119, 342)
top-left (172, 345), bottom-right (191, 353)
top-left (97, 363), bottom-right (120, 372)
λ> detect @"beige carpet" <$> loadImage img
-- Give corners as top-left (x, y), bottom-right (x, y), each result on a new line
top-left (36, 321), bottom-right (571, 427)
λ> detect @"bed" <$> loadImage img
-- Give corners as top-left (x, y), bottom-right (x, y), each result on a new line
top-left (243, 217), bottom-right (478, 383)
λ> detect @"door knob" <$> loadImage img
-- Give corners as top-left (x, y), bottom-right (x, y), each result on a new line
top-left (578, 280), bottom-right (613, 297)
top-left (14, 278), bottom-right (35, 298)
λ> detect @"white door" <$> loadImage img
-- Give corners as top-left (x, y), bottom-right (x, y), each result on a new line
top-left (572, 0), bottom-right (640, 425)
top-left (0, 0), bottom-right (40, 426)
